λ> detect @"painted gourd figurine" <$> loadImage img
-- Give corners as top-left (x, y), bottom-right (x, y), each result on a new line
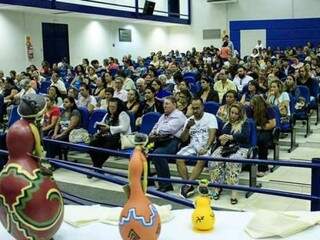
top-left (119, 133), bottom-right (161, 240)
top-left (0, 94), bottom-right (64, 240)
top-left (192, 179), bottom-right (215, 231)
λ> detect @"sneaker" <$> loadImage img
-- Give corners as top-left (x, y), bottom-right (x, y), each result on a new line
top-left (180, 184), bottom-right (195, 198)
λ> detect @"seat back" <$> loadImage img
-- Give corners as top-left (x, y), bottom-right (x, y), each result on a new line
top-left (189, 83), bottom-right (200, 96)
top-left (127, 111), bottom-right (136, 132)
top-left (247, 118), bottom-right (257, 147)
top-left (77, 107), bottom-right (90, 129)
top-left (271, 105), bottom-right (281, 129)
top-left (183, 72), bottom-right (197, 79)
top-left (139, 112), bottom-right (161, 135)
top-left (8, 106), bottom-right (20, 128)
top-left (204, 101), bottom-right (220, 115)
top-left (295, 85), bottom-right (311, 104)
top-left (183, 76), bottom-right (196, 85)
top-left (88, 109), bottom-right (107, 135)
top-left (39, 81), bottom-right (51, 94)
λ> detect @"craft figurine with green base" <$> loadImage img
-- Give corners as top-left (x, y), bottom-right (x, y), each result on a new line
top-left (192, 179), bottom-right (215, 231)
top-left (0, 94), bottom-right (64, 240)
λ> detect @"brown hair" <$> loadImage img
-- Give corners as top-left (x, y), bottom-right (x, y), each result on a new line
top-left (250, 95), bottom-right (269, 127)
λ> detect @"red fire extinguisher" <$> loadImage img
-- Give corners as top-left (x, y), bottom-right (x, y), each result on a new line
top-left (26, 36), bottom-right (34, 60)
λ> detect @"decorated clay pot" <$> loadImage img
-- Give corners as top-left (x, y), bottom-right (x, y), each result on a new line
top-left (119, 146), bottom-right (161, 240)
top-left (192, 196), bottom-right (215, 231)
top-left (0, 119), bottom-right (64, 240)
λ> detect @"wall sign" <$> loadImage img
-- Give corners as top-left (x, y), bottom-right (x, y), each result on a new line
top-left (119, 28), bottom-right (132, 42)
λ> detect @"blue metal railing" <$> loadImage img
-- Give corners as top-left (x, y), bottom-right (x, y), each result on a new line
top-left (1, 138), bottom-right (320, 210)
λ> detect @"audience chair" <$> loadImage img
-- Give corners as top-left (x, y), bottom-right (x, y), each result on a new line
top-left (204, 101), bottom-right (220, 115)
top-left (245, 118), bottom-right (260, 198)
top-left (88, 109), bottom-right (107, 135)
top-left (309, 80), bottom-right (320, 125)
top-left (39, 81), bottom-right (51, 94)
top-left (8, 106), bottom-right (20, 128)
top-left (139, 112), bottom-right (161, 135)
top-left (77, 107), bottom-right (90, 129)
top-left (293, 85), bottom-right (312, 137)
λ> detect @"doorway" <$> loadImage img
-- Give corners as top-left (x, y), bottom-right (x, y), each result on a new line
top-left (42, 22), bottom-right (69, 65)
top-left (240, 29), bottom-right (266, 58)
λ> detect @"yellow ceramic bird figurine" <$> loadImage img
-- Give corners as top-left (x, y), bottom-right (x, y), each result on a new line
top-left (192, 179), bottom-right (215, 231)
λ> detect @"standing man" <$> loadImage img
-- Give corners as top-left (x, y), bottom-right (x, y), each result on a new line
top-left (149, 96), bottom-right (186, 193)
top-left (176, 98), bottom-right (217, 198)
top-left (223, 35), bottom-right (234, 57)
top-left (255, 40), bottom-right (264, 51)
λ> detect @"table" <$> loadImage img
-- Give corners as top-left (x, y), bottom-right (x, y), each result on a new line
top-left (1, 209), bottom-right (320, 239)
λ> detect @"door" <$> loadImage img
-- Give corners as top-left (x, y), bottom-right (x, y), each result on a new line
top-left (240, 29), bottom-right (266, 58)
top-left (42, 23), bottom-right (69, 65)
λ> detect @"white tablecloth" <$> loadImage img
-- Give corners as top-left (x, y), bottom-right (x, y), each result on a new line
top-left (1, 209), bottom-right (320, 240)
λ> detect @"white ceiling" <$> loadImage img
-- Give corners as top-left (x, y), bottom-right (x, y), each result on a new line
top-left (0, 4), bottom-right (180, 26)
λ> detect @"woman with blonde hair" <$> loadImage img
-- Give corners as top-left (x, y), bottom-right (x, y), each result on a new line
top-left (266, 79), bottom-right (290, 115)
top-left (209, 103), bottom-right (250, 204)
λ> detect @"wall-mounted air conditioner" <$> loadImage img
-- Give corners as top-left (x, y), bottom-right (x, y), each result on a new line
top-left (207, 0), bottom-right (238, 4)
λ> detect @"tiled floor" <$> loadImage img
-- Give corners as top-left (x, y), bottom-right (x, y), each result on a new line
top-left (53, 117), bottom-right (320, 212)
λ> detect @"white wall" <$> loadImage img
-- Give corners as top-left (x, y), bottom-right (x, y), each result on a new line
top-left (0, 11), bottom-right (28, 74)
top-left (168, 0), bottom-right (227, 52)
top-left (0, 0), bottom-right (229, 74)
top-left (227, 0), bottom-right (320, 21)
top-left (0, 10), bottom-right (171, 74)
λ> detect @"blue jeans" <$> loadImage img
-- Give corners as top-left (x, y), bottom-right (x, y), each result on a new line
top-left (150, 138), bottom-right (180, 188)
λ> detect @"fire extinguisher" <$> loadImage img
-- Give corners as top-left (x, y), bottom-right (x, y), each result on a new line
top-left (26, 36), bottom-right (34, 60)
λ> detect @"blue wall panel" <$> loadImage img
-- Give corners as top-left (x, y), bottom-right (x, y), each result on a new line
top-left (230, 18), bottom-right (320, 52)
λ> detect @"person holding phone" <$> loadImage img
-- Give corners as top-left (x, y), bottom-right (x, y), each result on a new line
top-left (176, 98), bottom-right (217, 198)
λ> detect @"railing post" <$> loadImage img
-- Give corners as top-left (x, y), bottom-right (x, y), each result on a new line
top-left (311, 158), bottom-right (320, 211)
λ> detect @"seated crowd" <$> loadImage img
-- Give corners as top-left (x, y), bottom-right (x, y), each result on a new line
top-left (1, 38), bottom-right (320, 204)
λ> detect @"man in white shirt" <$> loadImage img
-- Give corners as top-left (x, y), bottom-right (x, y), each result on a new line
top-left (50, 71), bottom-right (67, 95)
top-left (149, 96), bottom-right (187, 192)
top-left (233, 66), bottom-right (253, 92)
top-left (77, 83), bottom-right (97, 113)
top-left (113, 77), bottom-right (128, 102)
top-left (255, 40), bottom-right (264, 50)
top-left (176, 98), bottom-right (217, 198)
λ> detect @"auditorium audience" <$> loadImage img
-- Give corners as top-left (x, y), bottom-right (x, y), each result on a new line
top-left (2, 40), bottom-right (320, 200)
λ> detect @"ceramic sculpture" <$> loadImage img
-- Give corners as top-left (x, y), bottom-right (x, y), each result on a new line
top-left (0, 94), bottom-right (64, 240)
top-left (192, 179), bottom-right (215, 231)
top-left (119, 134), bottom-right (161, 240)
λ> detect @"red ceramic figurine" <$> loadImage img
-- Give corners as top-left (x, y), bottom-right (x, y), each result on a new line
top-left (0, 94), bottom-right (64, 240)
top-left (119, 133), bottom-right (161, 240)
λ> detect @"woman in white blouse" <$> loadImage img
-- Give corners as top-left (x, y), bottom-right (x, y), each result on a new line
top-left (88, 98), bottom-right (131, 170)
top-left (266, 79), bottom-right (290, 115)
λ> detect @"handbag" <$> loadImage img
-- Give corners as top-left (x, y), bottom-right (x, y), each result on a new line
top-left (120, 133), bottom-right (136, 149)
top-left (69, 128), bottom-right (90, 144)
top-left (220, 142), bottom-right (240, 157)
top-left (154, 134), bottom-right (173, 148)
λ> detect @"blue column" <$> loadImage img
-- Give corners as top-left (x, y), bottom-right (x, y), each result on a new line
top-left (311, 158), bottom-right (320, 211)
